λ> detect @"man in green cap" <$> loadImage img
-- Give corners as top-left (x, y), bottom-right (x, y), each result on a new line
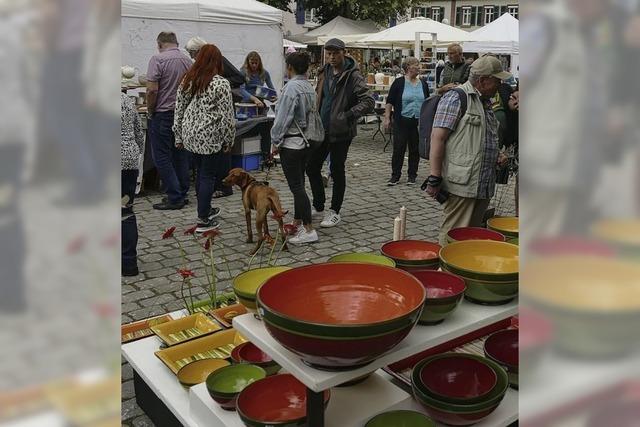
top-left (425, 55), bottom-right (511, 245)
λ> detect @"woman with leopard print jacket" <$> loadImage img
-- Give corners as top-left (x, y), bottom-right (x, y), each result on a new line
top-left (173, 44), bottom-right (236, 233)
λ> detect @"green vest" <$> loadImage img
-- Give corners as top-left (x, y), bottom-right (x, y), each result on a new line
top-left (442, 81), bottom-right (487, 199)
top-left (441, 62), bottom-right (470, 86)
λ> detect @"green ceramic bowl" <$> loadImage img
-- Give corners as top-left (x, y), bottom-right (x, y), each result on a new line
top-left (440, 265), bottom-right (518, 305)
top-left (412, 354), bottom-right (509, 412)
top-left (206, 364), bottom-right (266, 410)
top-left (365, 410), bottom-right (436, 427)
top-left (328, 253), bottom-right (396, 267)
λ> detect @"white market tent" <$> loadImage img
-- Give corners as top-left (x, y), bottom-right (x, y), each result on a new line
top-left (464, 13), bottom-right (519, 55)
top-left (362, 17), bottom-right (474, 48)
top-left (121, 0), bottom-right (285, 89)
top-left (316, 33), bottom-right (377, 48)
top-left (301, 16), bottom-right (380, 45)
top-left (283, 38), bottom-right (307, 49)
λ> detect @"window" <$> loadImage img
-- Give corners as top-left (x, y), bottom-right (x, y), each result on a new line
top-left (484, 6), bottom-right (495, 25)
top-left (305, 8), bottom-right (317, 23)
top-left (462, 7), bottom-right (472, 26)
top-left (432, 7), bottom-right (441, 22)
top-left (508, 5), bottom-right (519, 19)
top-left (412, 7), bottom-right (421, 17)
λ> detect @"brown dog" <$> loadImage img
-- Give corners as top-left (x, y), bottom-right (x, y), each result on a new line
top-left (222, 168), bottom-right (288, 254)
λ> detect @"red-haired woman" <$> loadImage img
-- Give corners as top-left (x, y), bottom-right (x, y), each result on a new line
top-left (173, 44), bottom-right (236, 233)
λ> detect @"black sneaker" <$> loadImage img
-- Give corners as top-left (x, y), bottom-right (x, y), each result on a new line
top-left (162, 197), bottom-right (189, 205)
top-left (153, 200), bottom-right (186, 210)
top-left (122, 265), bottom-right (139, 277)
top-left (196, 218), bottom-right (220, 233)
top-left (407, 177), bottom-right (417, 185)
top-left (387, 178), bottom-right (400, 186)
top-left (208, 207), bottom-right (221, 219)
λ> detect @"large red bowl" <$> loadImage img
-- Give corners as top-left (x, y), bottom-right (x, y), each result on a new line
top-left (419, 355), bottom-right (497, 403)
top-left (381, 240), bottom-right (441, 267)
top-left (236, 374), bottom-right (330, 426)
top-left (484, 329), bottom-right (518, 371)
top-left (257, 263), bottom-right (426, 370)
top-left (447, 227), bottom-right (506, 243)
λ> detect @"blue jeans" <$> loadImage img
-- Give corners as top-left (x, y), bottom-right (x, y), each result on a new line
top-left (193, 152), bottom-right (224, 220)
top-left (149, 111), bottom-right (190, 204)
top-left (122, 169), bottom-right (138, 271)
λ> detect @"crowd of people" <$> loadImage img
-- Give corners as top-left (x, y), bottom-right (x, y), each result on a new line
top-left (121, 33), bottom-right (519, 277)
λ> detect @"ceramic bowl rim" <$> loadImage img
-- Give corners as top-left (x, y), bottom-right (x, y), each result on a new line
top-left (176, 358), bottom-right (230, 386)
top-left (205, 364), bottom-right (266, 397)
top-left (483, 329), bottom-right (518, 369)
top-left (233, 266), bottom-right (292, 299)
top-left (447, 227), bottom-right (506, 242)
top-left (381, 240), bottom-right (442, 265)
top-left (439, 241), bottom-right (519, 279)
top-left (364, 409), bottom-right (436, 427)
top-left (410, 270), bottom-right (467, 301)
top-left (328, 253), bottom-right (396, 267)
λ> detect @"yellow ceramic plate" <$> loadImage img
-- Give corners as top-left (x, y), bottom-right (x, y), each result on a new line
top-left (156, 329), bottom-right (247, 374)
top-left (522, 256), bottom-right (640, 312)
top-left (233, 267), bottom-right (291, 299)
top-left (487, 217), bottom-right (519, 234)
top-left (591, 219), bottom-right (640, 246)
top-left (440, 240), bottom-right (519, 275)
top-left (210, 303), bottom-right (249, 328)
top-left (176, 358), bottom-right (230, 386)
top-left (151, 313), bottom-right (222, 346)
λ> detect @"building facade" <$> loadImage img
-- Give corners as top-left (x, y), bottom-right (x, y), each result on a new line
top-left (407, 1), bottom-right (518, 30)
top-left (281, 1), bottom-right (320, 37)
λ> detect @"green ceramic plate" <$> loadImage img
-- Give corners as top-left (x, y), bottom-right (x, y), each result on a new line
top-left (365, 410), bottom-right (436, 427)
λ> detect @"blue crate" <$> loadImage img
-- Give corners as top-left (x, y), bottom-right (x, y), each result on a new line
top-left (231, 153), bottom-right (262, 171)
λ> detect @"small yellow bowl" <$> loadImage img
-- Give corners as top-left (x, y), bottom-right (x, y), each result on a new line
top-left (233, 267), bottom-right (292, 311)
top-left (487, 217), bottom-right (519, 238)
top-left (177, 358), bottom-right (230, 386)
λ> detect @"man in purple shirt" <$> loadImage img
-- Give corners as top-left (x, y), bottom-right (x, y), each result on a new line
top-left (146, 31), bottom-right (193, 210)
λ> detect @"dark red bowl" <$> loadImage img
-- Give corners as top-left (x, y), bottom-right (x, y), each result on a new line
top-left (409, 270), bottom-right (466, 301)
top-left (381, 240), bottom-right (441, 266)
top-left (237, 374), bottom-right (330, 426)
top-left (237, 342), bottom-right (272, 363)
top-left (484, 329), bottom-right (518, 371)
top-left (447, 227), bottom-right (506, 243)
top-left (420, 355), bottom-right (497, 403)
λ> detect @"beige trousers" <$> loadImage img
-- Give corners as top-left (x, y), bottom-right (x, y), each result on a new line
top-left (438, 195), bottom-right (490, 246)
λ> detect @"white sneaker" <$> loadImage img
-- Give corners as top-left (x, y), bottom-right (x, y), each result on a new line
top-left (320, 210), bottom-right (341, 227)
top-left (289, 228), bottom-right (319, 244)
top-left (312, 208), bottom-right (323, 217)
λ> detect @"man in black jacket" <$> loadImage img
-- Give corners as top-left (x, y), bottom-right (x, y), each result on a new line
top-left (306, 38), bottom-right (374, 227)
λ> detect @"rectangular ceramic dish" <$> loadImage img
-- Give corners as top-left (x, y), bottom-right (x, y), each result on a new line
top-left (155, 328), bottom-right (247, 374)
top-left (151, 313), bottom-right (222, 347)
top-left (209, 303), bottom-right (249, 328)
top-left (121, 314), bottom-right (173, 344)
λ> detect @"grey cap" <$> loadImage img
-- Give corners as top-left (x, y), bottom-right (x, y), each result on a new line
top-left (470, 56), bottom-right (512, 80)
top-left (324, 38), bottom-right (346, 50)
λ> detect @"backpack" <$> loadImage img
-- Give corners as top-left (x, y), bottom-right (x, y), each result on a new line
top-left (418, 87), bottom-right (467, 160)
top-left (293, 103), bottom-right (325, 149)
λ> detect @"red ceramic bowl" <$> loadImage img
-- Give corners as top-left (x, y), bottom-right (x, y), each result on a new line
top-left (419, 355), bottom-right (497, 403)
top-left (410, 270), bottom-right (466, 301)
top-left (237, 342), bottom-right (281, 376)
top-left (237, 374), bottom-right (330, 426)
top-left (381, 240), bottom-right (441, 266)
top-left (230, 342), bottom-right (246, 364)
top-left (447, 227), bottom-right (506, 243)
top-left (257, 263), bottom-right (425, 369)
top-left (484, 329), bottom-right (518, 371)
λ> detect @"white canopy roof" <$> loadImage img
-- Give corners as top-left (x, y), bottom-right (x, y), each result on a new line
top-left (121, 0), bottom-right (282, 25)
top-left (302, 16), bottom-right (379, 43)
top-left (362, 17), bottom-right (474, 47)
top-left (284, 38), bottom-right (307, 49)
top-left (316, 33), bottom-right (377, 48)
top-left (464, 13), bottom-right (519, 54)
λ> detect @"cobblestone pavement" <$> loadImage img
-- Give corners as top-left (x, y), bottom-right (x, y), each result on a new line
top-left (121, 125), bottom-right (516, 426)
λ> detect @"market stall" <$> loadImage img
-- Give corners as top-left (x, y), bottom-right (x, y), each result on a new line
top-left (463, 13), bottom-right (519, 78)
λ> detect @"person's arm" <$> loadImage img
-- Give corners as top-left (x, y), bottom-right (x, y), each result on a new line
top-left (384, 78), bottom-right (400, 130)
top-left (132, 102), bottom-right (144, 153)
top-left (347, 71), bottom-right (375, 119)
top-left (213, 79), bottom-right (236, 150)
top-left (145, 56), bottom-right (161, 115)
top-left (264, 70), bottom-right (275, 90)
top-left (270, 91), bottom-right (297, 147)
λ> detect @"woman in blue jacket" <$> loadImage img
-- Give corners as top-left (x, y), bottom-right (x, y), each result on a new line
top-left (239, 51), bottom-right (276, 108)
top-left (383, 57), bottom-right (430, 186)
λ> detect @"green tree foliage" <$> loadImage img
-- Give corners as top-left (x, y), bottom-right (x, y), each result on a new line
top-left (259, 0), bottom-right (293, 12)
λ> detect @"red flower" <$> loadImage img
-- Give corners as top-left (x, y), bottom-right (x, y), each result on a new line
top-left (184, 225), bottom-right (198, 235)
top-left (178, 268), bottom-right (195, 278)
top-left (162, 226), bottom-right (177, 239)
top-left (204, 238), bottom-right (212, 250)
top-left (202, 229), bottom-right (221, 239)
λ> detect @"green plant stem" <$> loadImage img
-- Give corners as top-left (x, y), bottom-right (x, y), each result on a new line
top-left (271, 232), bottom-right (288, 266)
top-left (266, 229), bottom-right (279, 266)
top-left (209, 242), bottom-right (217, 308)
top-left (186, 277), bottom-right (194, 314)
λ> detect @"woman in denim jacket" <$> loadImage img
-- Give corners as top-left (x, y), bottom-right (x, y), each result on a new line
top-left (270, 52), bottom-right (318, 245)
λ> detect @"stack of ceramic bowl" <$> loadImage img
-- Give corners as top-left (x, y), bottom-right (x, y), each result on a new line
top-left (446, 227), bottom-right (505, 245)
top-left (409, 270), bottom-right (466, 325)
top-left (439, 241), bottom-right (519, 305)
top-left (328, 252), bottom-right (396, 267)
top-left (411, 353), bottom-right (509, 426)
top-left (257, 263), bottom-right (425, 370)
top-left (365, 410), bottom-right (435, 427)
top-left (487, 217), bottom-right (518, 244)
top-left (206, 364), bottom-right (266, 411)
top-left (484, 329), bottom-right (519, 389)
top-left (230, 342), bottom-right (281, 376)
top-left (232, 266), bottom-right (291, 312)
top-left (381, 240), bottom-right (441, 272)
top-left (236, 374), bottom-right (330, 427)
